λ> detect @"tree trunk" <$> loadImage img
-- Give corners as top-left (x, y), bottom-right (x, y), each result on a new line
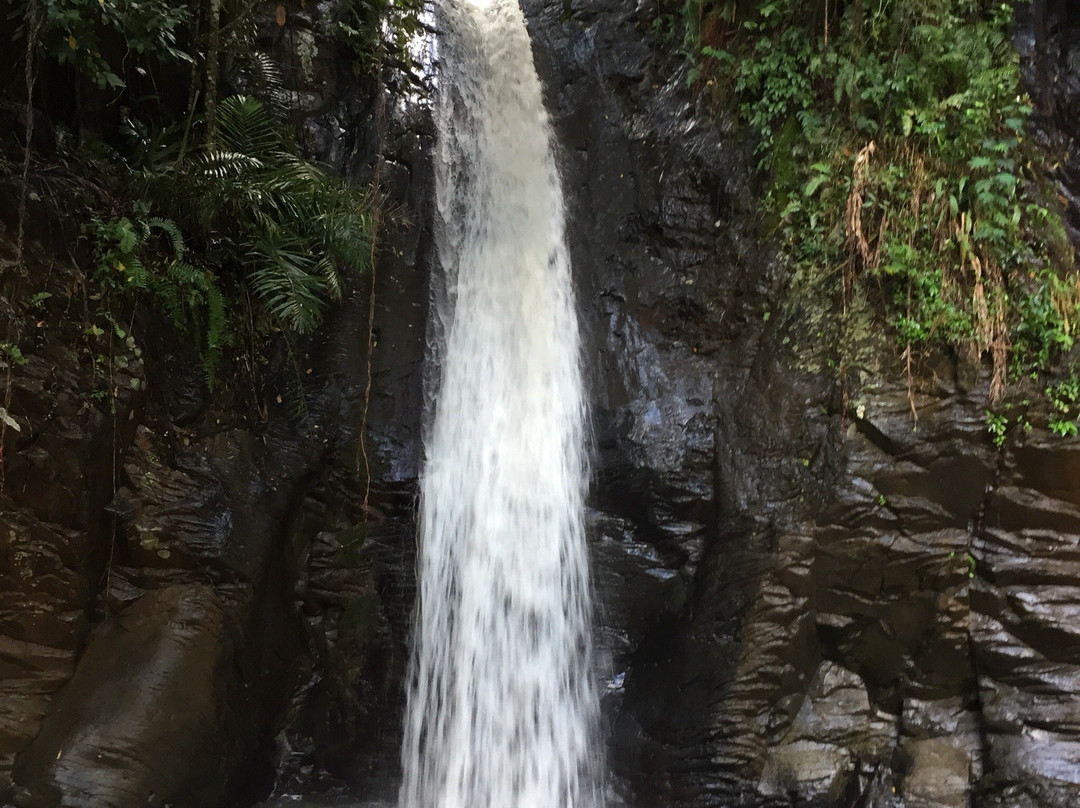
top-left (204, 0), bottom-right (223, 147)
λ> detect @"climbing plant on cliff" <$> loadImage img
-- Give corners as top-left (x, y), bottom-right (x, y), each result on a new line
top-left (7, 0), bottom-right (193, 90)
top-left (683, 0), bottom-right (1076, 403)
top-left (90, 212), bottom-right (228, 381)
top-left (334, 0), bottom-right (425, 75)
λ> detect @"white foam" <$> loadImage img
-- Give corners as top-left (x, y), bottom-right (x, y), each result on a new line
top-left (397, 2), bottom-right (601, 807)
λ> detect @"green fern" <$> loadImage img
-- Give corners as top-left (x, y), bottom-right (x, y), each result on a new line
top-left (89, 212), bottom-right (232, 387)
top-left (148, 217), bottom-right (185, 259)
top-left (117, 95), bottom-right (376, 383)
top-left (171, 262), bottom-right (228, 384)
top-left (122, 254), bottom-right (151, 289)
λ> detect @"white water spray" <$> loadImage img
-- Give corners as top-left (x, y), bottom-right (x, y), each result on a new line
top-left (398, 1), bottom-right (601, 807)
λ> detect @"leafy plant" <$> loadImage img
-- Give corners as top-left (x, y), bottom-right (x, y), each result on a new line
top-left (87, 95), bottom-right (376, 386)
top-left (8, 0), bottom-right (394, 399)
top-left (985, 410), bottom-right (1008, 447)
top-left (89, 212), bottom-right (228, 384)
top-left (14, 0), bottom-right (193, 89)
top-left (136, 95), bottom-right (374, 335)
top-left (684, 0), bottom-right (1078, 407)
top-left (333, 0), bottom-right (424, 75)
top-left (0, 342), bottom-right (25, 368)
top-left (947, 550), bottom-right (977, 579)
top-left (1047, 375), bottom-right (1080, 437)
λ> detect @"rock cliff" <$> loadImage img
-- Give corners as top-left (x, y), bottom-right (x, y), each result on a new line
top-left (522, 2), bottom-right (1080, 807)
top-left (3, 2), bottom-right (1080, 807)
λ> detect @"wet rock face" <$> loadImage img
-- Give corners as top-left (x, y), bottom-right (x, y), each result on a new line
top-left (0, 233), bottom-right (336, 807)
top-left (6, 2), bottom-right (1080, 807)
top-left (0, 1), bottom-right (431, 802)
top-left (1017, 1), bottom-right (1080, 249)
top-left (13, 585), bottom-right (231, 807)
top-left (520, 0), bottom-right (778, 708)
top-left (0, 239), bottom-right (145, 798)
top-left (519, 1), bottom-right (1080, 807)
top-left (974, 433), bottom-right (1080, 808)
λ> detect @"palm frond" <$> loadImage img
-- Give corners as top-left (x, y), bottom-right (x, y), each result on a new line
top-left (312, 254), bottom-right (343, 300)
top-left (122, 115), bottom-right (187, 171)
top-left (194, 149), bottom-right (264, 181)
top-left (215, 95), bottom-right (283, 157)
top-left (115, 91), bottom-right (379, 384)
top-left (249, 225), bottom-right (327, 333)
top-left (317, 204), bottom-right (371, 273)
top-left (243, 52), bottom-right (290, 122)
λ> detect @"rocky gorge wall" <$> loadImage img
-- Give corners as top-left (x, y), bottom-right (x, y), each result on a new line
top-left (3, 1), bottom-right (1080, 808)
top-left (520, 2), bottom-right (1080, 807)
top-left (0, 1), bottom-right (433, 802)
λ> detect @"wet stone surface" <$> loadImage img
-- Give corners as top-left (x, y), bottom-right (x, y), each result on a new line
top-left (5, 1), bottom-right (1080, 807)
top-left (518, 2), bottom-right (1080, 807)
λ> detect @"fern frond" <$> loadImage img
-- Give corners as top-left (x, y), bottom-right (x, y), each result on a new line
top-left (123, 255), bottom-right (151, 290)
top-left (148, 217), bottom-right (185, 259)
top-left (196, 267), bottom-right (228, 387)
top-left (154, 260), bottom-right (231, 386)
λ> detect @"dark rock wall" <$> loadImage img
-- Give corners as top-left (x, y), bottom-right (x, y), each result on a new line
top-left (0, 1), bottom-right (431, 804)
top-left (519, 2), bottom-right (1080, 808)
top-left (0, 255), bottom-right (143, 792)
top-left (5, 1), bottom-right (1080, 807)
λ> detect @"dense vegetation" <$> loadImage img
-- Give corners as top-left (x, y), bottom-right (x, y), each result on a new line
top-left (672, 0), bottom-right (1078, 426)
top-left (7, 0), bottom-right (1077, 439)
top-left (1, 0), bottom-right (421, 389)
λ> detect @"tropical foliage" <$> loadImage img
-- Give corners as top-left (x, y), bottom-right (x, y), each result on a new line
top-left (3, 0), bottom-right (416, 388)
top-left (677, 0), bottom-right (1076, 402)
top-left (141, 96), bottom-right (374, 328)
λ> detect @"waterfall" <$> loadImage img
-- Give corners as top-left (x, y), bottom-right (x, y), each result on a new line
top-left (398, 1), bottom-right (602, 807)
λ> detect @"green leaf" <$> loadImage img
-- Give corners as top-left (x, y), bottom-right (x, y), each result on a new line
top-left (249, 225), bottom-right (327, 333)
top-left (0, 406), bottom-right (21, 433)
top-left (215, 96), bottom-right (284, 157)
top-left (701, 46), bottom-right (734, 64)
top-left (803, 174), bottom-right (829, 197)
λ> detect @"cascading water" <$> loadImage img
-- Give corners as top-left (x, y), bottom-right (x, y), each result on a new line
top-left (398, 1), bottom-right (602, 807)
